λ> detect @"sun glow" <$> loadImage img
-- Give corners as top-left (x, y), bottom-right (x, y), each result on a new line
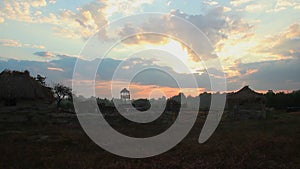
top-left (217, 38), bottom-right (259, 60)
top-left (148, 39), bottom-right (189, 63)
top-left (142, 39), bottom-right (202, 74)
top-left (215, 36), bottom-right (264, 77)
top-left (112, 36), bottom-right (206, 74)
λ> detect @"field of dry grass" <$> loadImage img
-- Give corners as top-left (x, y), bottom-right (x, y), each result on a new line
top-left (0, 109), bottom-right (299, 169)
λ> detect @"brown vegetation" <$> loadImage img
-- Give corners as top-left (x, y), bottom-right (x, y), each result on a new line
top-left (0, 109), bottom-right (299, 169)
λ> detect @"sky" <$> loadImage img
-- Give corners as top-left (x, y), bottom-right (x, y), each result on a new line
top-left (0, 0), bottom-right (300, 99)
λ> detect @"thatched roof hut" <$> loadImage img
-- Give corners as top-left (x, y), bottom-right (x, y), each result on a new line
top-left (0, 70), bottom-right (53, 105)
top-left (227, 86), bottom-right (266, 119)
top-left (228, 86), bottom-right (266, 101)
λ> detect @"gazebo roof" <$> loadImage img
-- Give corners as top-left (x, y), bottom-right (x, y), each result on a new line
top-left (120, 88), bottom-right (130, 93)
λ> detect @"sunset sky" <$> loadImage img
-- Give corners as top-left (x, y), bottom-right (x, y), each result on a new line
top-left (1, 0), bottom-right (300, 98)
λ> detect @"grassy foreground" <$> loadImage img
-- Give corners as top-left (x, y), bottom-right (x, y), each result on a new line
top-left (0, 109), bottom-right (299, 169)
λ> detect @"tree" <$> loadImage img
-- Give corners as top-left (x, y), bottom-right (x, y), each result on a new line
top-left (132, 99), bottom-right (151, 111)
top-left (53, 83), bottom-right (72, 109)
top-left (36, 74), bottom-right (46, 86)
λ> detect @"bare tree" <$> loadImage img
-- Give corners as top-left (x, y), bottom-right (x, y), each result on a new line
top-left (53, 83), bottom-right (72, 109)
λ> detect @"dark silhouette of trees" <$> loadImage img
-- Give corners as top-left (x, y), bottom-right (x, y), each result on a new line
top-left (132, 99), bottom-right (151, 111)
top-left (36, 74), bottom-right (46, 86)
top-left (53, 83), bottom-right (72, 109)
top-left (97, 98), bottom-right (117, 114)
top-left (265, 90), bottom-right (300, 110)
top-left (199, 92), bottom-right (211, 111)
top-left (165, 99), bottom-right (181, 112)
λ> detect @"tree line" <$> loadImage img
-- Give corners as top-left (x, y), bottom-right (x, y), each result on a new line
top-left (33, 72), bottom-right (300, 112)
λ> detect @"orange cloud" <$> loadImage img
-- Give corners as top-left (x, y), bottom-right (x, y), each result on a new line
top-left (47, 67), bottom-right (64, 72)
top-left (252, 23), bottom-right (300, 60)
top-left (245, 69), bottom-right (258, 76)
top-left (94, 80), bottom-right (205, 99)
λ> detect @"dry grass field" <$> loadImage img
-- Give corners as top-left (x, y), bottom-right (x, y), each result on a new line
top-left (0, 109), bottom-right (299, 169)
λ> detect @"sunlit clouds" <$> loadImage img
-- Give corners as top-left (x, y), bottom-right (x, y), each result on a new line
top-left (94, 80), bottom-right (205, 99)
top-left (47, 67), bottom-right (64, 72)
top-left (0, 39), bottom-right (45, 49)
top-left (0, 0), bottom-right (300, 97)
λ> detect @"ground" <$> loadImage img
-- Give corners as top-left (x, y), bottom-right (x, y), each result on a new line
top-left (0, 107), bottom-right (299, 169)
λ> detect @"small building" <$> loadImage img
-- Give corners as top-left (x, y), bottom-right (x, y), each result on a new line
top-left (120, 88), bottom-right (130, 102)
top-left (227, 86), bottom-right (266, 120)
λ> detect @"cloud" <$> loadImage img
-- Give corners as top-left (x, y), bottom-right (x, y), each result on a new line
top-left (101, 0), bottom-right (154, 17)
top-left (34, 51), bottom-right (55, 58)
top-left (245, 4), bottom-right (265, 12)
top-left (0, 0), bottom-right (61, 25)
top-left (227, 58), bottom-right (300, 91)
top-left (168, 7), bottom-right (228, 44)
top-left (34, 10), bottom-right (42, 16)
top-left (0, 39), bottom-right (46, 49)
top-left (26, 44), bottom-right (46, 49)
top-left (0, 0), bottom-right (104, 40)
top-left (216, 20), bottom-right (300, 78)
top-left (49, 0), bottom-right (56, 4)
top-left (1, 51), bottom-right (300, 95)
top-left (0, 55), bottom-right (77, 85)
top-left (230, 0), bottom-right (253, 7)
top-left (0, 0), bottom-right (156, 36)
top-left (115, 6), bottom-right (252, 62)
top-left (54, 2), bottom-right (108, 40)
top-left (254, 23), bottom-right (300, 59)
top-left (0, 54), bottom-right (218, 91)
top-left (95, 80), bottom-right (183, 98)
top-left (270, 0), bottom-right (300, 12)
top-left (0, 0), bottom-right (37, 23)
top-left (95, 57), bottom-right (224, 91)
top-left (41, 0), bottom-right (155, 40)
top-left (95, 80), bottom-right (206, 98)
top-left (30, 0), bottom-right (47, 7)
top-left (245, 69), bottom-right (258, 76)
top-left (203, 1), bottom-right (219, 6)
top-left (0, 17), bottom-right (4, 23)
top-left (2, 0), bottom-right (32, 21)
top-left (167, 1), bottom-right (172, 6)
top-left (221, 23), bottom-right (300, 87)
top-left (53, 26), bottom-right (82, 39)
top-left (284, 23), bottom-right (300, 38)
top-left (0, 39), bottom-right (22, 47)
top-left (47, 67), bottom-right (64, 72)
top-left (118, 24), bottom-right (171, 45)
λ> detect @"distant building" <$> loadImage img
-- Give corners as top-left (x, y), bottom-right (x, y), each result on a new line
top-left (120, 88), bottom-right (130, 102)
top-left (227, 86), bottom-right (266, 120)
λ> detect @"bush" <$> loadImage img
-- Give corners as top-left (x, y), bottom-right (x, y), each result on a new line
top-left (132, 99), bottom-right (151, 111)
